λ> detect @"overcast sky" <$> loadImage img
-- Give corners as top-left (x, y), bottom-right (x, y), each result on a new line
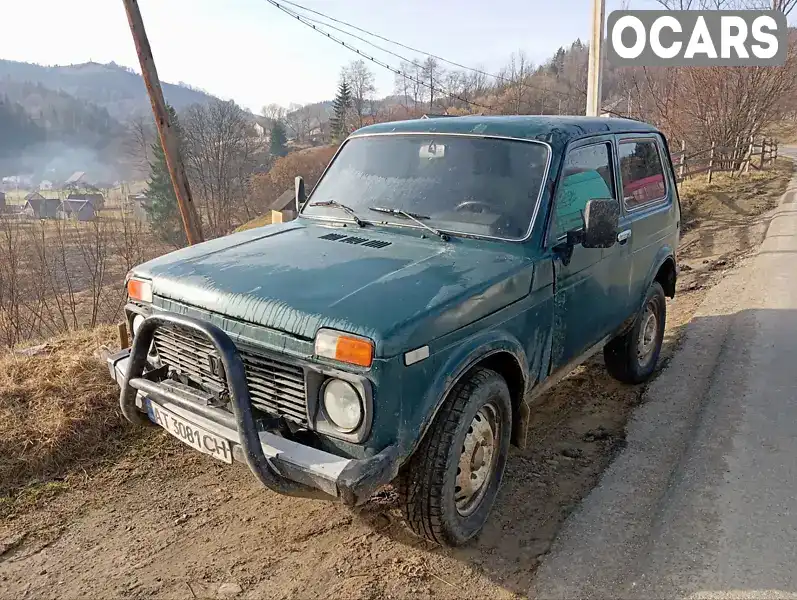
top-left (0, 0), bottom-right (743, 111)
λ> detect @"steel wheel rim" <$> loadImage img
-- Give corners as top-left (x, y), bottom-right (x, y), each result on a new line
top-left (455, 403), bottom-right (500, 516)
top-left (637, 301), bottom-right (658, 366)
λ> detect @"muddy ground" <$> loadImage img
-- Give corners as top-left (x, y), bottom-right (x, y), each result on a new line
top-left (0, 163), bottom-right (791, 600)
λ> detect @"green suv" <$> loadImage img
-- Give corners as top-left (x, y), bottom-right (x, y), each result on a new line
top-left (109, 116), bottom-right (679, 546)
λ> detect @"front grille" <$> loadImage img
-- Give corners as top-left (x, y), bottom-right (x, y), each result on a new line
top-left (152, 325), bottom-right (308, 425)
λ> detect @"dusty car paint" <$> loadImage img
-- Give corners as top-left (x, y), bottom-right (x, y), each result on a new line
top-left (119, 115), bottom-right (679, 500)
top-left (133, 224), bottom-right (536, 358)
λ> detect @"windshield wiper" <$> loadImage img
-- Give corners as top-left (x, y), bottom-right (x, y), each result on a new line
top-left (369, 206), bottom-right (449, 241)
top-left (309, 200), bottom-right (365, 227)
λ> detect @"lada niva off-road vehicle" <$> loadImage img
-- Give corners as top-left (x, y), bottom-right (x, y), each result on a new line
top-left (108, 116), bottom-right (679, 546)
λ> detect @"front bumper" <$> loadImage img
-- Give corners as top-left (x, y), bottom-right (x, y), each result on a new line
top-left (109, 313), bottom-right (399, 505)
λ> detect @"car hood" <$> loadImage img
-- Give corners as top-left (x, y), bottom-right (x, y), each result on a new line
top-left (134, 221), bottom-right (534, 357)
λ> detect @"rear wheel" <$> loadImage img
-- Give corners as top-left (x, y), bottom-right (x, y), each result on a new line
top-left (398, 368), bottom-right (512, 546)
top-left (604, 281), bottom-right (667, 384)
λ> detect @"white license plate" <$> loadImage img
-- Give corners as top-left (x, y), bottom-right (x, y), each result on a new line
top-left (147, 401), bottom-right (233, 464)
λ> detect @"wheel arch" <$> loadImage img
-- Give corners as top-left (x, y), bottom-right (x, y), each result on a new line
top-left (412, 331), bottom-right (531, 461)
top-left (642, 248), bottom-right (677, 307)
top-left (654, 255), bottom-right (677, 298)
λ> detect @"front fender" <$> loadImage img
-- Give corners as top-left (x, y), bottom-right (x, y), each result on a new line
top-left (406, 329), bottom-right (529, 459)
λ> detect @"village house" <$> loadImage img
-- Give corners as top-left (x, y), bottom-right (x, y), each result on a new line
top-left (67, 192), bottom-right (105, 211)
top-left (270, 188), bottom-right (297, 222)
top-left (64, 171), bottom-right (86, 186)
top-left (58, 198), bottom-right (96, 222)
top-left (23, 192), bottom-right (60, 219)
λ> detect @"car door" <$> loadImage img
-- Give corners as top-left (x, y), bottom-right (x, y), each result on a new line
top-left (549, 137), bottom-right (624, 371)
top-left (616, 135), bottom-right (676, 309)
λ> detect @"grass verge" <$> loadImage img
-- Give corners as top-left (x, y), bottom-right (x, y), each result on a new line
top-left (0, 326), bottom-right (129, 500)
top-left (678, 158), bottom-right (792, 230)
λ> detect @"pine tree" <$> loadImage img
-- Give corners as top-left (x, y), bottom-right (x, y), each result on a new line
top-left (144, 104), bottom-right (187, 248)
top-left (329, 78), bottom-right (353, 141)
top-left (270, 120), bottom-right (287, 157)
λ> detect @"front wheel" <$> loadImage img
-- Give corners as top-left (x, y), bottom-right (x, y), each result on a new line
top-left (604, 281), bottom-right (667, 384)
top-left (398, 368), bottom-right (512, 546)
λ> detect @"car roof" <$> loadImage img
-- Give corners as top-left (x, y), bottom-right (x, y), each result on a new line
top-left (351, 115), bottom-right (661, 153)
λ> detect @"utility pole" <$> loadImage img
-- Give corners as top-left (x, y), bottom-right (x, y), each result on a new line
top-left (586, 0), bottom-right (606, 117)
top-left (122, 0), bottom-right (203, 245)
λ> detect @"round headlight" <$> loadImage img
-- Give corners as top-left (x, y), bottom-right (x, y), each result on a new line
top-left (322, 379), bottom-right (363, 433)
top-left (132, 314), bottom-right (145, 336)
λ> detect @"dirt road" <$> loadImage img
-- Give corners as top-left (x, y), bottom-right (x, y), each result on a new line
top-left (0, 164), bottom-right (790, 599)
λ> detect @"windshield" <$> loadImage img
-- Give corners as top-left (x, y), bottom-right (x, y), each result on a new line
top-left (302, 134), bottom-right (550, 240)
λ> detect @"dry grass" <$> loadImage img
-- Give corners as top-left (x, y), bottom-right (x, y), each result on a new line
top-left (678, 158), bottom-right (792, 230)
top-left (765, 120), bottom-right (797, 145)
top-left (0, 326), bottom-right (129, 496)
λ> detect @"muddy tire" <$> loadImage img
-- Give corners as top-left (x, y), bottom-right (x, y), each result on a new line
top-left (398, 368), bottom-right (512, 546)
top-left (604, 281), bottom-right (667, 384)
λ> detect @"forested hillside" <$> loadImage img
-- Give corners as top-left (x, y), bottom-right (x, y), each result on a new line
top-left (0, 60), bottom-right (217, 181)
top-left (0, 98), bottom-right (44, 161)
top-left (0, 60), bottom-right (215, 119)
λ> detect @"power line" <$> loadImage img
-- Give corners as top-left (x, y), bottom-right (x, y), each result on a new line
top-left (265, 0), bottom-right (498, 112)
top-left (278, 0), bottom-right (504, 83)
top-left (276, 7), bottom-right (441, 78)
top-left (273, 0), bottom-right (586, 102)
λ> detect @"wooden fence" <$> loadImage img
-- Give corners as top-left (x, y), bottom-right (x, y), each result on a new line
top-left (671, 136), bottom-right (779, 183)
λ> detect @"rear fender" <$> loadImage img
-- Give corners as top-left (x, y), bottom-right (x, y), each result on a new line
top-left (640, 248), bottom-right (676, 311)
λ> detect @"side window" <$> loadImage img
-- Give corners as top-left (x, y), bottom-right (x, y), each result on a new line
top-left (619, 139), bottom-right (666, 209)
top-left (553, 143), bottom-right (615, 239)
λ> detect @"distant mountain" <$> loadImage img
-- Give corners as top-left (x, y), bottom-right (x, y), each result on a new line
top-left (0, 60), bottom-right (223, 182)
top-left (0, 77), bottom-right (128, 183)
top-left (0, 60), bottom-right (217, 120)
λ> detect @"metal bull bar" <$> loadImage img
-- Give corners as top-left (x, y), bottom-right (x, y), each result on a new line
top-left (120, 313), bottom-right (313, 497)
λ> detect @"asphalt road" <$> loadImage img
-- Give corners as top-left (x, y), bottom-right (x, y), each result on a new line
top-left (532, 159), bottom-right (797, 599)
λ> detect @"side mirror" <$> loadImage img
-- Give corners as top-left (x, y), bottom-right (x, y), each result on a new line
top-left (294, 176), bottom-right (306, 212)
top-left (582, 198), bottom-right (619, 248)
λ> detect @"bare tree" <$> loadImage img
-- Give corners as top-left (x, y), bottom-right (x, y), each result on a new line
top-left (394, 60), bottom-right (426, 113)
top-left (123, 116), bottom-right (155, 178)
top-left (0, 217), bottom-right (24, 346)
top-left (261, 103), bottom-right (287, 123)
top-left (393, 67), bottom-right (412, 111)
top-left (284, 103), bottom-right (315, 143)
top-left (623, 37), bottom-right (797, 148)
top-left (499, 50), bottom-right (533, 115)
top-left (344, 60), bottom-right (376, 128)
top-left (422, 57), bottom-right (445, 112)
top-left (182, 100), bottom-right (265, 236)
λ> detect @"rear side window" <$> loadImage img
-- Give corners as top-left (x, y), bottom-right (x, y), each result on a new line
top-left (619, 140), bottom-right (666, 209)
top-left (553, 143), bottom-right (615, 238)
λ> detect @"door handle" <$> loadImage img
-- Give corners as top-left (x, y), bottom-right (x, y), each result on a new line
top-left (617, 230), bottom-right (632, 243)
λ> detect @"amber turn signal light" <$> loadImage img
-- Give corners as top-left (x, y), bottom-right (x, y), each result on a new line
top-left (315, 329), bottom-right (374, 368)
top-left (127, 278), bottom-right (153, 303)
